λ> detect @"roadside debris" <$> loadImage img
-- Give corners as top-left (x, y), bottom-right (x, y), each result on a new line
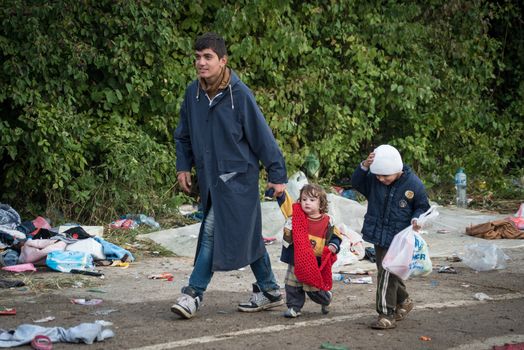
top-left (473, 292), bottom-right (493, 301)
top-left (460, 243), bottom-right (509, 271)
top-left (437, 266), bottom-right (457, 274)
top-left (71, 298), bottom-right (103, 305)
top-left (420, 336), bottom-right (432, 341)
top-left (147, 272), bottom-right (174, 281)
top-left (0, 306), bottom-right (16, 315)
top-left (33, 316), bottom-right (56, 323)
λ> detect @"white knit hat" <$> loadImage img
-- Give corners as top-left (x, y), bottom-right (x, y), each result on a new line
top-left (370, 144), bottom-right (403, 175)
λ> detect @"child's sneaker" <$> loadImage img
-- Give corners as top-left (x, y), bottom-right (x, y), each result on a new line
top-left (284, 307), bottom-right (302, 318)
top-left (238, 283), bottom-right (284, 312)
top-left (170, 286), bottom-right (202, 319)
top-left (395, 298), bottom-right (414, 321)
top-left (321, 291), bottom-right (333, 315)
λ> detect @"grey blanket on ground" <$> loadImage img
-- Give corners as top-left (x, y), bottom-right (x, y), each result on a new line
top-left (0, 322), bottom-right (114, 347)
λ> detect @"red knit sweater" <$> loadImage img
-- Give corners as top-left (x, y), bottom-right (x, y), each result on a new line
top-left (291, 203), bottom-right (337, 291)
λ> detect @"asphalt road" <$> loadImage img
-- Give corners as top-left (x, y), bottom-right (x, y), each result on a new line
top-left (1, 246), bottom-right (523, 350)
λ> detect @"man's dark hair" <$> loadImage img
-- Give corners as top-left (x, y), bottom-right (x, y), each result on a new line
top-left (195, 32), bottom-right (227, 58)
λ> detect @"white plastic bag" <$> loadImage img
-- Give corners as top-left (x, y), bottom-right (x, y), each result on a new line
top-left (382, 206), bottom-right (439, 280)
top-left (286, 171), bottom-right (308, 202)
top-left (460, 243), bottom-right (509, 271)
top-left (332, 224), bottom-right (363, 270)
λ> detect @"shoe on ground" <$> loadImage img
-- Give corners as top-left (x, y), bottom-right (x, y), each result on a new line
top-left (284, 307), bottom-right (302, 318)
top-left (370, 314), bottom-right (397, 329)
top-left (171, 287), bottom-right (202, 319)
top-left (395, 298), bottom-right (414, 321)
top-left (321, 291), bottom-right (333, 315)
top-left (238, 283), bottom-right (284, 312)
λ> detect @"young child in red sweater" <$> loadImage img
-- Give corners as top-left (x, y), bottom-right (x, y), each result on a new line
top-left (279, 184), bottom-right (343, 318)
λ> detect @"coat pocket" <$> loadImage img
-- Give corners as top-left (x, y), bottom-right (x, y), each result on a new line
top-left (217, 160), bottom-right (253, 193)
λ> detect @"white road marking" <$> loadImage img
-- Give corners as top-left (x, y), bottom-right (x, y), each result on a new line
top-left (130, 293), bottom-right (524, 350)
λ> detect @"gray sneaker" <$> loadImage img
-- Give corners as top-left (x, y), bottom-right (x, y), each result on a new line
top-left (238, 283), bottom-right (284, 312)
top-left (284, 307), bottom-right (302, 318)
top-left (171, 287), bottom-right (202, 319)
top-left (321, 291), bottom-right (333, 315)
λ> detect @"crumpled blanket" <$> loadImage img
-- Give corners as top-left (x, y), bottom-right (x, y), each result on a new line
top-left (465, 219), bottom-right (524, 239)
top-left (0, 322), bottom-right (114, 347)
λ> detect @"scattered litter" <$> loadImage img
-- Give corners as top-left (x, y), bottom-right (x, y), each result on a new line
top-left (71, 298), bottom-right (103, 305)
top-left (87, 289), bottom-right (107, 293)
top-left (460, 243), bottom-right (509, 271)
top-left (438, 266), bottom-right (457, 274)
top-left (31, 334), bottom-right (52, 350)
top-left (461, 284), bottom-right (470, 288)
top-left (420, 336), bottom-right (432, 341)
top-left (446, 254), bottom-right (462, 262)
top-left (430, 280), bottom-right (439, 287)
top-left (110, 260), bottom-right (130, 268)
top-left (320, 342), bottom-right (349, 350)
top-left (147, 273), bottom-right (174, 281)
top-left (437, 229), bottom-right (450, 234)
top-left (492, 342), bottom-right (524, 350)
top-left (92, 309), bottom-right (118, 316)
top-left (70, 269), bottom-right (104, 277)
top-left (473, 292), bottom-right (493, 301)
top-left (344, 276), bottom-right (373, 284)
top-left (1, 263), bottom-right (37, 272)
top-left (95, 320), bottom-right (113, 326)
top-left (0, 306), bottom-right (16, 315)
top-left (33, 316), bottom-right (56, 323)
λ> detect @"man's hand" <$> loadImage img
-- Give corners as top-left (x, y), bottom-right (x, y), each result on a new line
top-left (267, 182), bottom-right (286, 198)
top-left (177, 171), bottom-right (192, 193)
top-left (328, 244), bottom-right (337, 254)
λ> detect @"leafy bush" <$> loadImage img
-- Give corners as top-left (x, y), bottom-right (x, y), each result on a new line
top-left (0, 0), bottom-right (522, 223)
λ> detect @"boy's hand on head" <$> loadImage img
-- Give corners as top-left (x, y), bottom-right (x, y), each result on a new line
top-left (362, 152), bottom-right (375, 168)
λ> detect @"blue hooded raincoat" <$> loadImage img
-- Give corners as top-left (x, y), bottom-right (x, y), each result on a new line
top-left (174, 70), bottom-right (287, 271)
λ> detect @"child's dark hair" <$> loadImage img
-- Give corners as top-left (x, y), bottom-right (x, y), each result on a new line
top-left (299, 184), bottom-right (328, 214)
top-left (195, 32), bottom-right (227, 58)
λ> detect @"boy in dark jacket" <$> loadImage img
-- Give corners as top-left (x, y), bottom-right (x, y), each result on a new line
top-left (351, 145), bottom-right (430, 329)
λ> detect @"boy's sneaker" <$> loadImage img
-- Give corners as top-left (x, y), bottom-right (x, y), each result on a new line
top-left (321, 291), bottom-right (333, 315)
top-left (171, 286), bottom-right (202, 319)
top-left (395, 298), bottom-right (414, 321)
top-left (284, 307), bottom-right (302, 318)
top-left (238, 283), bottom-right (284, 312)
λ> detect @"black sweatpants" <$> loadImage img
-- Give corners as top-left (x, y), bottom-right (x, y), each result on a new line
top-left (374, 244), bottom-right (409, 316)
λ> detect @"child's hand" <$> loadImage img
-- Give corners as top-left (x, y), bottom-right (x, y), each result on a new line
top-left (411, 219), bottom-right (422, 232)
top-left (362, 152), bottom-right (375, 169)
top-left (328, 244), bottom-right (337, 254)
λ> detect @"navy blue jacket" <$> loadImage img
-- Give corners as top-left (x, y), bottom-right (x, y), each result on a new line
top-left (351, 164), bottom-right (430, 248)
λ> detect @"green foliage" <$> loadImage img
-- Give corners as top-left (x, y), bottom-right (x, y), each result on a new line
top-left (0, 0), bottom-right (522, 223)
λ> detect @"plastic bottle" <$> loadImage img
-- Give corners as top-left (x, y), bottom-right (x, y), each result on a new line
top-left (332, 273), bottom-right (345, 281)
top-left (455, 168), bottom-right (467, 208)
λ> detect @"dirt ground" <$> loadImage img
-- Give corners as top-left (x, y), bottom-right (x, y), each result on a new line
top-left (1, 239), bottom-right (524, 350)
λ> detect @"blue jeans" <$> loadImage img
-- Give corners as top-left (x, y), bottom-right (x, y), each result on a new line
top-left (188, 206), bottom-right (280, 297)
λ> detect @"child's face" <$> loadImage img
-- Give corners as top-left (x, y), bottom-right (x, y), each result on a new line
top-left (300, 193), bottom-right (321, 217)
top-left (195, 48), bottom-right (227, 82)
top-left (376, 172), bottom-right (402, 186)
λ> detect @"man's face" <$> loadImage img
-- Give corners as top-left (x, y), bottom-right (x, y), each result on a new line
top-left (195, 48), bottom-right (227, 81)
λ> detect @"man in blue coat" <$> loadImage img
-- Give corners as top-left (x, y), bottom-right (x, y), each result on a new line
top-left (171, 32), bottom-right (288, 319)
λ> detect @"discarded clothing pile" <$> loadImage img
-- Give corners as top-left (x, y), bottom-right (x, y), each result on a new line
top-left (0, 203), bottom-right (134, 272)
top-left (465, 219), bottom-right (524, 240)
